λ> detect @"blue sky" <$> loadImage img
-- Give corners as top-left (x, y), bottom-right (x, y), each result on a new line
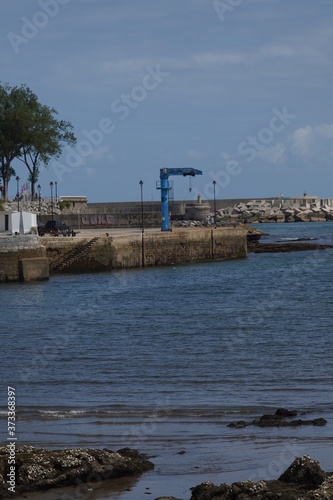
top-left (1, 0), bottom-right (333, 202)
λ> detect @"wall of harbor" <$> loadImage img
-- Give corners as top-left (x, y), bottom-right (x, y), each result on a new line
top-left (39, 201), bottom-right (177, 229)
top-left (0, 235), bottom-right (49, 282)
top-left (44, 227), bottom-right (248, 274)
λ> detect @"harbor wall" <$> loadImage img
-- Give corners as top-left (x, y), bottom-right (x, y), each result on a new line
top-left (0, 236), bottom-right (49, 282)
top-left (0, 228), bottom-right (248, 281)
top-left (45, 228), bottom-right (248, 273)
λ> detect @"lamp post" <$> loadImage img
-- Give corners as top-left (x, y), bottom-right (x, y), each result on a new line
top-left (50, 181), bottom-right (54, 221)
top-left (55, 181), bottom-right (58, 202)
top-left (16, 176), bottom-right (20, 212)
top-left (139, 180), bottom-right (144, 234)
top-left (213, 180), bottom-right (216, 227)
top-left (37, 184), bottom-right (41, 212)
top-left (139, 180), bottom-right (144, 267)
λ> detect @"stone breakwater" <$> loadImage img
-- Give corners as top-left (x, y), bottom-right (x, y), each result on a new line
top-left (217, 199), bottom-right (333, 223)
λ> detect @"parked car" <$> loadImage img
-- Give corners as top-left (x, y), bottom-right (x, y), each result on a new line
top-left (39, 220), bottom-right (69, 236)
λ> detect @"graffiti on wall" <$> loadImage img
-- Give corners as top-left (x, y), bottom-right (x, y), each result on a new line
top-left (125, 213), bottom-right (154, 226)
top-left (81, 215), bottom-right (114, 227)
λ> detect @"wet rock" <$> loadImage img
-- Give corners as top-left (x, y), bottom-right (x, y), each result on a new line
top-left (190, 457), bottom-right (333, 500)
top-left (227, 408), bottom-right (327, 429)
top-left (154, 497), bottom-right (184, 500)
top-left (278, 455), bottom-right (325, 487)
top-left (249, 242), bottom-right (333, 253)
top-left (0, 445), bottom-right (154, 497)
top-left (227, 420), bottom-right (247, 429)
top-left (190, 480), bottom-right (229, 499)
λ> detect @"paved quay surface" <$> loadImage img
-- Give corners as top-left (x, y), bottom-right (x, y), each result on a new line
top-left (40, 226), bottom-right (212, 240)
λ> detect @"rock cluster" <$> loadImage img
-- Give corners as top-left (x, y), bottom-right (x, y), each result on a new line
top-left (173, 220), bottom-right (209, 228)
top-left (1, 200), bottom-right (61, 216)
top-left (190, 456), bottom-right (333, 500)
top-left (217, 199), bottom-right (333, 223)
top-left (0, 445), bottom-right (153, 497)
top-left (227, 408), bottom-right (327, 429)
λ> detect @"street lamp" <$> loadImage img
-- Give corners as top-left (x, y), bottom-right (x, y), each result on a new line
top-left (37, 184), bottom-right (41, 212)
top-left (139, 180), bottom-right (144, 234)
top-left (55, 181), bottom-right (58, 202)
top-left (213, 180), bottom-right (216, 227)
top-left (50, 181), bottom-right (54, 221)
top-left (139, 180), bottom-right (144, 268)
top-left (16, 176), bottom-right (20, 212)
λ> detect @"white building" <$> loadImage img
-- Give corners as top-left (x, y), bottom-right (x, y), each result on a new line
top-left (0, 211), bottom-right (37, 235)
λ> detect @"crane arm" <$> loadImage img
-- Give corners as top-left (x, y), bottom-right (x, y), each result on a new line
top-left (160, 168), bottom-right (203, 179)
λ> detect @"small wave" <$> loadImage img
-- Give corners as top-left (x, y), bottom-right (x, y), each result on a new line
top-left (38, 409), bottom-right (88, 419)
top-left (33, 406), bottom-right (268, 420)
top-left (277, 237), bottom-right (318, 242)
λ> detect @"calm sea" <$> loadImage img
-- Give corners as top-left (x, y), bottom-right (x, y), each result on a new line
top-left (1, 222), bottom-right (333, 499)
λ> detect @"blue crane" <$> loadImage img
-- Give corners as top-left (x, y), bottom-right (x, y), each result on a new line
top-left (156, 167), bottom-right (203, 231)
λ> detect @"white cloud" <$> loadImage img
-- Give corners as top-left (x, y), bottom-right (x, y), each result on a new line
top-left (81, 146), bottom-right (114, 170)
top-left (290, 126), bottom-right (314, 157)
top-left (86, 167), bottom-right (96, 177)
top-left (289, 124), bottom-right (333, 166)
top-left (90, 146), bottom-right (114, 162)
top-left (186, 150), bottom-right (204, 161)
top-left (315, 124), bottom-right (333, 138)
top-left (257, 143), bottom-right (286, 165)
top-left (259, 44), bottom-right (319, 59)
top-left (192, 52), bottom-right (249, 67)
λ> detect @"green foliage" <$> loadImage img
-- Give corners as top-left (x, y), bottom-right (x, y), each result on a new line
top-left (59, 201), bottom-right (71, 211)
top-left (0, 200), bottom-right (4, 211)
top-left (0, 82), bottom-right (76, 200)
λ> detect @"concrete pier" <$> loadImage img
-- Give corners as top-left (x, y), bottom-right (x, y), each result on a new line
top-left (0, 235), bottom-right (49, 282)
top-left (43, 227), bottom-right (248, 274)
top-left (0, 228), bottom-right (247, 281)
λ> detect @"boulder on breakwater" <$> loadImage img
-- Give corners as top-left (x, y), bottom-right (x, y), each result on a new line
top-left (216, 199), bottom-right (333, 224)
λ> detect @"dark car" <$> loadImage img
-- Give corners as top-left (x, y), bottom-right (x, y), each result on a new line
top-left (39, 220), bottom-right (69, 236)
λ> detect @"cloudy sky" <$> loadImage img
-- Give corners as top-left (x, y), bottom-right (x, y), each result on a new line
top-left (1, 0), bottom-right (333, 202)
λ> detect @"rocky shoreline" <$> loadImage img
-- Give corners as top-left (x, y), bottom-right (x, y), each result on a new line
top-left (248, 241), bottom-right (333, 253)
top-left (0, 446), bottom-right (153, 498)
top-left (187, 455), bottom-right (333, 500)
top-left (1, 443), bottom-right (332, 499)
top-left (244, 224), bottom-right (333, 253)
top-left (0, 448), bottom-right (333, 500)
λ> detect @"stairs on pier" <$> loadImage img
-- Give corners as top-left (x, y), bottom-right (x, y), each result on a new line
top-left (51, 237), bottom-right (101, 273)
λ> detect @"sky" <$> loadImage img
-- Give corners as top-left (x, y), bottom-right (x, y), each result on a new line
top-left (1, 0), bottom-right (333, 203)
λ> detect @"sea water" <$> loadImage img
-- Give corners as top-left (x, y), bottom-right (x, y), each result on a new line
top-left (1, 222), bottom-right (333, 499)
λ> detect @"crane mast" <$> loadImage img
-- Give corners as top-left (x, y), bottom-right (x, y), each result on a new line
top-left (156, 167), bottom-right (203, 231)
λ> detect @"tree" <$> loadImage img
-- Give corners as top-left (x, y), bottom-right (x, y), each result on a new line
top-left (19, 103), bottom-right (76, 199)
top-left (0, 84), bottom-right (34, 200)
top-left (0, 83), bottom-right (76, 201)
